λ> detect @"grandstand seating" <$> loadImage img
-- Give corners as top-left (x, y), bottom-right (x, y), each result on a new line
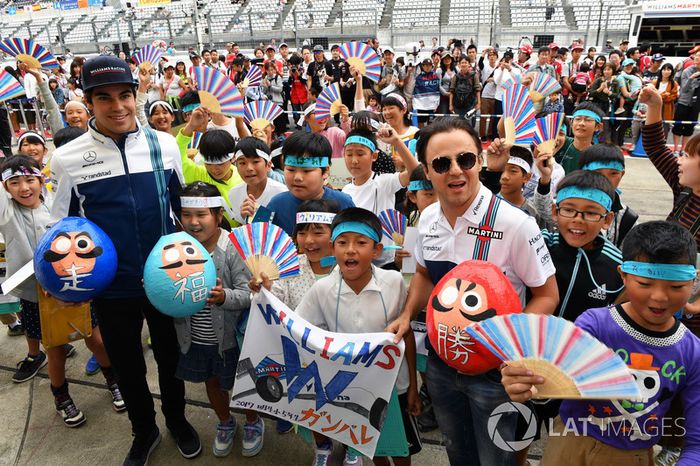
top-left (391, 0), bottom-right (440, 28)
top-left (0, 0), bottom-right (633, 50)
top-left (448, 0), bottom-right (489, 25)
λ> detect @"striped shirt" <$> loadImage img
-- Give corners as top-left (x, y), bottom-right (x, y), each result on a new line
top-left (642, 121), bottom-right (700, 251)
top-left (190, 306), bottom-right (218, 345)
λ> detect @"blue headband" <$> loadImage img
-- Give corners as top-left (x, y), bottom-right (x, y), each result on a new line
top-left (285, 155), bottom-right (330, 168)
top-left (344, 135), bottom-right (377, 152)
top-left (408, 180), bottom-right (433, 192)
top-left (557, 186), bottom-right (613, 211)
top-left (182, 103), bottom-right (201, 113)
top-left (582, 160), bottom-right (625, 172)
top-left (572, 109), bottom-right (603, 123)
top-left (331, 221), bottom-right (381, 243)
top-left (621, 261), bottom-right (697, 282)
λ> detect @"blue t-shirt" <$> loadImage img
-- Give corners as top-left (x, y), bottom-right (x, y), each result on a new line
top-left (268, 187), bottom-right (355, 235)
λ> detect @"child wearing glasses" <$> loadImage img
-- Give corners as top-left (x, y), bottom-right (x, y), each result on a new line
top-left (502, 221), bottom-right (700, 466)
top-left (341, 127), bottom-right (418, 268)
top-left (523, 165), bottom-right (625, 459)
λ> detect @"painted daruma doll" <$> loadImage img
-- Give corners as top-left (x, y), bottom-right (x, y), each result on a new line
top-left (143, 232), bottom-right (216, 317)
top-left (34, 217), bottom-right (117, 302)
top-left (426, 260), bottom-right (522, 374)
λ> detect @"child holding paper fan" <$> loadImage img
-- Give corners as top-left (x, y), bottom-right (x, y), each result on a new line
top-left (577, 144), bottom-right (638, 247)
top-left (248, 199), bottom-right (339, 313)
top-left (175, 106), bottom-right (245, 226)
top-left (502, 221), bottom-right (700, 466)
top-left (520, 168), bottom-right (626, 455)
top-left (227, 137), bottom-right (287, 226)
top-left (341, 127), bottom-right (419, 268)
top-left (174, 181), bottom-right (260, 458)
top-left (295, 207), bottom-right (422, 466)
top-left (0, 155), bottom-right (123, 425)
top-left (267, 131), bottom-right (355, 236)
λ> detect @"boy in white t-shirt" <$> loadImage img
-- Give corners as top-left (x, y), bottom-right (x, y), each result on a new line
top-left (295, 208), bottom-right (422, 466)
top-left (341, 128), bottom-right (418, 267)
top-left (227, 137), bottom-right (287, 226)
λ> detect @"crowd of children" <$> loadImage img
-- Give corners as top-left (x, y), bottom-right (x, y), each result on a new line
top-left (1, 49), bottom-right (699, 466)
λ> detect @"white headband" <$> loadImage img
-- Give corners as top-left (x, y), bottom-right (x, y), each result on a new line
top-left (507, 156), bottom-right (531, 174)
top-left (204, 153), bottom-right (235, 164)
top-left (65, 100), bottom-right (89, 113)
top-left (149, 100), bottom-right (174, 116)
top-left (270, 147), bottom-right (283, 158)
top-left (181, 196), bottom-right (224, 208)
top-left (234, 149), bottom-right (271, 161)
top-left (296, 212), bottom-right (336, 225)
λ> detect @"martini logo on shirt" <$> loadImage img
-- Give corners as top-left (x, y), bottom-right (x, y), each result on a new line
top-left (467, 226), bottom-right (503, 241)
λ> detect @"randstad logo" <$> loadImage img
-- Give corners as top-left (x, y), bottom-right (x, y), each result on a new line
top-left (488, 402), bottom-right (537, 452)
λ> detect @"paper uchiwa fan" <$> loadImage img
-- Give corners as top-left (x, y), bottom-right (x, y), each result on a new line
top-left (229, 222), bottom-right (300, 282)
top-left (243, 65), bottom-right (263, 88)
top-left (533, 112), bottom-right (565, 154)
top-left (0, 38), bottom-right (59, 69)
top-left (502, 82), bottom-right (536, 146)
top-left (315, 83), bottom-right (343, 121)
top-left (378, 209), bottom-right (407, 246)
top-left (466, 314), bottom-right (644, 401)
top-left (339, 41), bottom-right (381, 82)
top-left (132, 44), bottom-right (163, 72)
top-left (244, 100), bottom-right (283, 131)
top-left (193, 66), bottom-right (244, 117)
top-left (528, 72), bottom-right (561, 102)
top-left (186, 131), bottom-right (203, 158)
top-left (0, 70), bottom-right (25, 103)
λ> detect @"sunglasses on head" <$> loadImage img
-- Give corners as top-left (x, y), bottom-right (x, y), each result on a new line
top-left (430, 152), bottom-right (478, 174)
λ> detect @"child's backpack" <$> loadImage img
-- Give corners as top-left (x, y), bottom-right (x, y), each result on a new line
top-left (454, 72), bottom-right (476, 110)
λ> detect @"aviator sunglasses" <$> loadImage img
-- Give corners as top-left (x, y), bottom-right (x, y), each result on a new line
top-left (430, 152), bottom-right (478, 174)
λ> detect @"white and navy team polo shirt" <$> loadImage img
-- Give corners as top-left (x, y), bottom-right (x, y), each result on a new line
top-left (414, 184), bottom-right (556, 302)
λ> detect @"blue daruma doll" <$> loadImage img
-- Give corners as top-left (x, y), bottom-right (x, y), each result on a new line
top-left (34, 217), bottom-right (117, 302)
top-left (143, 232), bottom-right (216, 317)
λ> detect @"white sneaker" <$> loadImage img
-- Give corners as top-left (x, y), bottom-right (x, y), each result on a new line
top-left (655, 447), bottom-right (681, 466)
top-left (213, 418), bottom-right (237, 457)
top-left (343, 449), bottom-right (363, 465)
top-left (313, 443), bottom-right (333, 466)
top-left (242, 416), bottom-right (265, 457)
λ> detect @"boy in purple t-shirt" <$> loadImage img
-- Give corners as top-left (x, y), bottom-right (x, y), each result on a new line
top-left (502, 221), bottom-right (700, 466)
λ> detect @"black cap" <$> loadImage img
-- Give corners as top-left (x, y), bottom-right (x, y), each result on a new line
top-left (421, 58), bottom-right (433, 66)
top-left (313, 45), bottom-right (324, 52)
top-left (81, 55), bottom-right (136, 92)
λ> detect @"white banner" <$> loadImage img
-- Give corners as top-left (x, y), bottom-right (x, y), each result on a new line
top-left (232, 288), bottom-right (405, 458)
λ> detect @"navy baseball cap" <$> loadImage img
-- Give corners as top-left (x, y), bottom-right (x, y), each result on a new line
top-left (81, 55), bottom-right (136, 92)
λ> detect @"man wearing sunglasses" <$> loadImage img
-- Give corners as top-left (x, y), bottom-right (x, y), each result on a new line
top-left (386, 118), bottom-right (558, 466)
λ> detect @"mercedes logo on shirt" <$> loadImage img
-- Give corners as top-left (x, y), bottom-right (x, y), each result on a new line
top-left (83, 151), bottom-right (97, 162)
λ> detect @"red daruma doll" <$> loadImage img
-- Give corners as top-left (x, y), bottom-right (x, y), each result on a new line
top-left (426, 260), bottom-right (522, 374)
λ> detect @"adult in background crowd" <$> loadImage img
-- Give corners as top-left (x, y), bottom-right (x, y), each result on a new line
top-left (672, 50), bottom-right (700, 154)
top-left (50, 55), bottom-right (197, 466)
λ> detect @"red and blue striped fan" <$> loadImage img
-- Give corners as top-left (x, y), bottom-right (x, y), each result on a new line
top-left (339, 41), bottom-right (381, 82)
top-left (132, 44), bottom-right (163, 71)
top-left (528, 72), bottom-right (561, 102)
top-left (0, 70), bottom-right (25, 103)
top-left (244, 100), bottom-right (283, 130)
top-left (186, 131), bottom-right (203, 157)
top-left (502, 82), bottom-right (536, 146)
top-left (193, 66), bottom-right (244, 117)
top-left (0, 38), bottom-right (59, 70)
top-left (243, 65), bottom-right (263, 87)
top-left (378, 209), bottom-right (407, 246)
top-left (533, 112), bottom-right (565, 153)
top-left (229, 222), bottom-right (300, 282)
top-left (315, 83), bottom-right (342, 121)
top-left (466, 314), bottom-right (643, 401)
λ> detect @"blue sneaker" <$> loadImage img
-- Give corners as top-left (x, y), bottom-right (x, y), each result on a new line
top-left (242, 416), bottom-right (264, 457)
top-left (276, 419), bottom-right (293, 434)
top-left (213, 417), bottom-right (237, 457)
top-left (85, 354), bottom-right (100, 376)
